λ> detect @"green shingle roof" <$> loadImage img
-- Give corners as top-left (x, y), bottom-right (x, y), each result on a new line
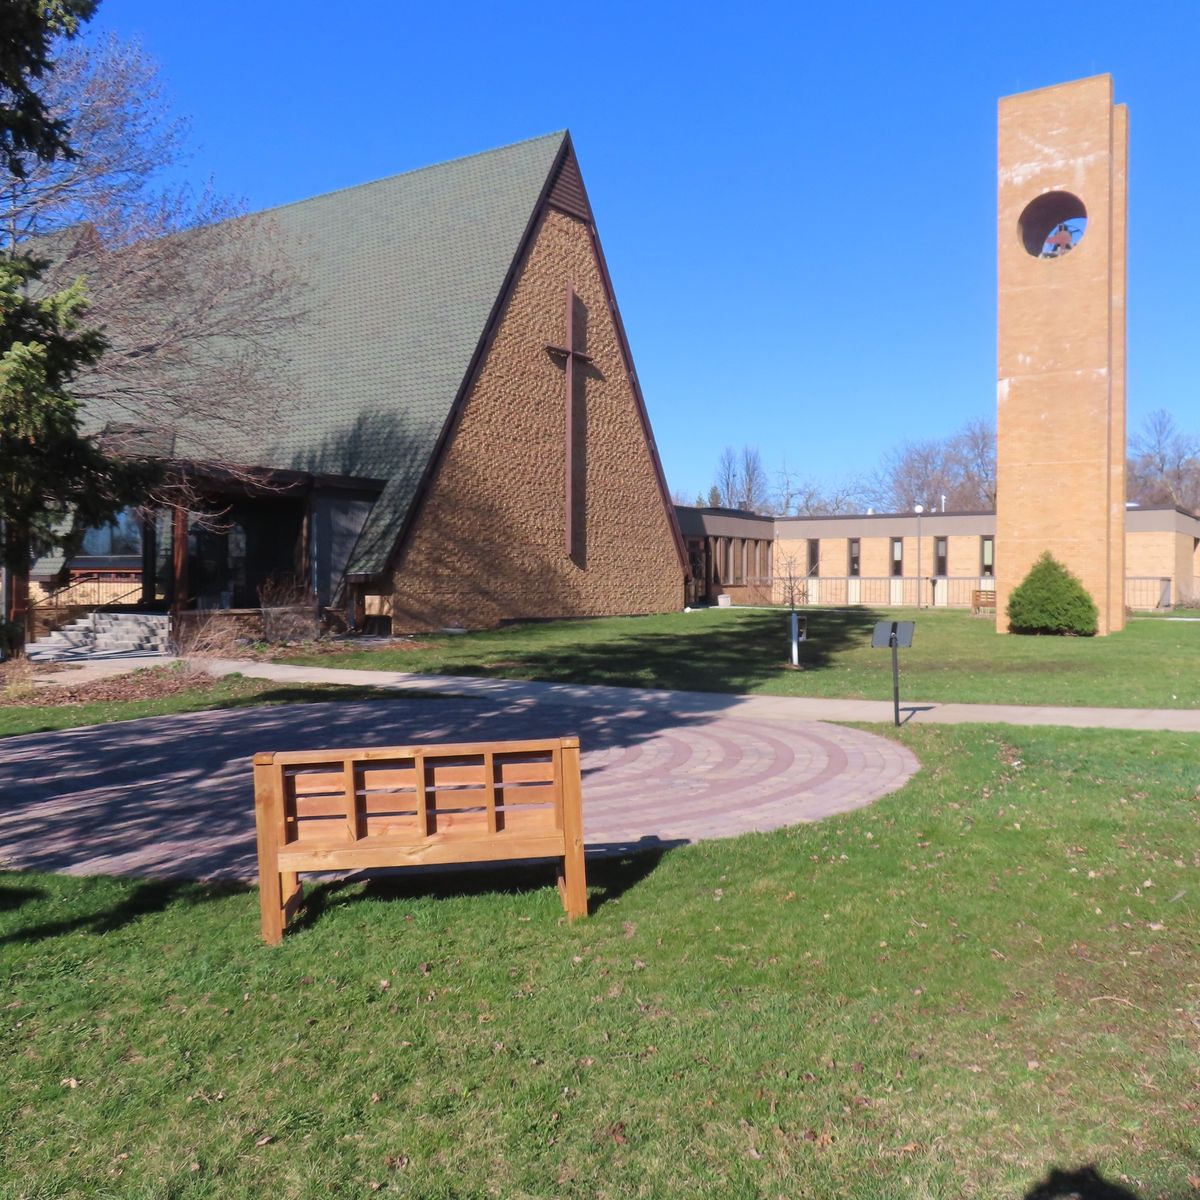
top-left (221, 131), bottom-right (568, 577)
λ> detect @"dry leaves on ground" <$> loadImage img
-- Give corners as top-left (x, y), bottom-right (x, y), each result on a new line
top-left (0, 666), bottom-right (220, 708)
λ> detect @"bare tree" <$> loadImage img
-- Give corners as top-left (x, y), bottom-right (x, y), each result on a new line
top-left (713, 445), bottom-right (740, 509)
top-left (772, 460), bottom-right (863, 516)
top-left (711, 443), bottom-right (769, 512)
top-left (953, 418), bottom-right (997, 508)
top-left (1128, 410), bottom-right (1200, 512)
top-left (739, 445), bottom-right (769, 511)
top-left (3, 35), bottom-right (303, 508)
top-left (774, 547), bottom-right (809, 609)
top-left (863, 419), bottom-right (995, 512)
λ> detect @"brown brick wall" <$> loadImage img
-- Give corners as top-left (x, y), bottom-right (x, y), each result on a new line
top-left (389, 206), bottom-right (684, 631)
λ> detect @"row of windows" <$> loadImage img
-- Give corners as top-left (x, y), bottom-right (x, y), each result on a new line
top-left (693, 537), bottom-right (772, 586)
top-left (807, 536), bottom-right (995, 578)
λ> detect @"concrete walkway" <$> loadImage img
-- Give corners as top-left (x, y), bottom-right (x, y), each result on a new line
top-left (199, 658), bottom-right (1200, 733)
top-left (4, 654), bottom-right (1194, 886)
top-left (0, 687), bottom-right (917, 881)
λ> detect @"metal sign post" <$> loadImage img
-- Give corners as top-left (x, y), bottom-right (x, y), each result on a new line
top-left (871, 620), bottom-right (915, 727)
top-left (789, 612), bottom-right (807, 667)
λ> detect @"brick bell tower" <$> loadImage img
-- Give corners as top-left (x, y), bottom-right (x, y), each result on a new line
top-left (995, 75), bottom-right (1128, 634)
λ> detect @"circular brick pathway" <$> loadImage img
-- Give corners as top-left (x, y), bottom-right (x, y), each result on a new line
top-left (0, 696), bottom-right (918, 881)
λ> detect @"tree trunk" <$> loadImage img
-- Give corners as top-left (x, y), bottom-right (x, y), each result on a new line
top-left (5, 524), bottom-right (31, 654)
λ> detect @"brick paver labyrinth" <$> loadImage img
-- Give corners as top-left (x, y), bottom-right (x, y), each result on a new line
top-left (0, 697), bottom-right (918, 881)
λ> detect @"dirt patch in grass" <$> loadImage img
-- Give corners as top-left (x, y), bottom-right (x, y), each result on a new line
top-left (0, 665), bottom-right (219, 708)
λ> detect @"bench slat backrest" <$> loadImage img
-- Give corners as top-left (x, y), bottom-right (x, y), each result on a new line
top-left (254, 737), bottom-right (577, 849)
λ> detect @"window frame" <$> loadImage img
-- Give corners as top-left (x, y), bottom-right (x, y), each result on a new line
top-left (981, 535), bottom-right (995, 578)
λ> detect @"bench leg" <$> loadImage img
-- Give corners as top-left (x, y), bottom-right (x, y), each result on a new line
top-left (254, 759), bottom-right (293, 945)
top-left (557, 854), bottom-right (587, 920)
top-left (259, 869), bottom-right (285, 946)
top-left (558, 742), bottom-right (588, 920)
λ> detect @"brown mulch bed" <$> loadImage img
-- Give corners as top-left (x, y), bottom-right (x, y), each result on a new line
top-left (0, 665), bottom-right (222, 708)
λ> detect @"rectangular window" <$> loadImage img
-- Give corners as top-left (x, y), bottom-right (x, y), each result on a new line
top-left (935, 537), bottom-right (948, 577)
top-left (891, 537), bottom-right (904, 577)
top-left (981, 536), bottom-right (994, 577)
top-left (848, 538), bottom-right (860, 577)
top-left (80, 508), bottom-right (143, 557)
top-left (807, 538), bottom-right (820, 577)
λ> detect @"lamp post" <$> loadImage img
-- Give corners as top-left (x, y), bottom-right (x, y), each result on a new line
top-left (914, 505), bottom-right (924, 608)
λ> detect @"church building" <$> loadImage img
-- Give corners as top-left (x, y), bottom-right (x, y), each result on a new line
top-left (35, 132), bottom-right (689, 634)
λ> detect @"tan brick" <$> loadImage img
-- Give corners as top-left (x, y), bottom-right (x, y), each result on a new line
top-left (996, 76), bottom-right (1126, 634)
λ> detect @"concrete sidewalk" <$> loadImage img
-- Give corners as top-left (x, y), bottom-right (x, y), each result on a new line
top-left (198, 658), bottom-right (1200, 733)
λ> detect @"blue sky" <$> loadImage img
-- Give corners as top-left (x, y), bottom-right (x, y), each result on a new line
top-left (90, 1), bottom-right (1200, 503)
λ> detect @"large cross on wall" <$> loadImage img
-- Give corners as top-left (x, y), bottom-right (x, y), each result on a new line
top-left (546, 281), bottom-right (591, 561)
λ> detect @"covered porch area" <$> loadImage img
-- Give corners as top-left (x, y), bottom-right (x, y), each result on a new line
top-left (26, 465), bottom-right (383, 648)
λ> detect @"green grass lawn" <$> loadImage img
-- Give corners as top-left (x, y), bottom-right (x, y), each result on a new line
top-left (283, 608), bottom-right (1200, 709)
top-left (2, 724), bottom-right (1197, 1199)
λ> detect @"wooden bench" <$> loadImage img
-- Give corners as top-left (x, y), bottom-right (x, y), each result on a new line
top-left (971, 589), bottom-right (997, 616)
top-left (252, 737), bottom-right (587, 944)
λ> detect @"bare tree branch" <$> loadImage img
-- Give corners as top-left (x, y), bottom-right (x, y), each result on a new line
top-left (1128, 409), bottom-right (1200, 511)
top-left (862, 419), bottom-right (995, 512)
top-left (3, 34), bottom-right (306, 515)
top-left (771, 460), bottom-right (864, 516)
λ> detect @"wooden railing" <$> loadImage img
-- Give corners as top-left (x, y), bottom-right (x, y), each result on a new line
top-left (253, 737), bottom-right (587, 944)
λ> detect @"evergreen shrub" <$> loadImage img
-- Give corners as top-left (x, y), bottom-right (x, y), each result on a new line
top-left (1007, 552), bottom-right (1099, 636)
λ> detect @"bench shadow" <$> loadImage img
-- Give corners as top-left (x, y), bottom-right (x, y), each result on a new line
top-left (1024, 1165), bottom-right (1144, 1199)
top-left (0, 878), bottom-right (246, 946)
top-left (0, 882), bottom-right (44, 912)
top-left (289, 837), bottom-right (681, 933)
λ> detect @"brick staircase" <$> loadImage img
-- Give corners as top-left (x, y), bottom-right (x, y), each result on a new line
top-left (26, 612), bottom-right (172, 662)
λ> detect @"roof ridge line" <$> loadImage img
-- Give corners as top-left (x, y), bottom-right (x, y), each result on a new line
top-left (246, 130), bottom-right (569, 220)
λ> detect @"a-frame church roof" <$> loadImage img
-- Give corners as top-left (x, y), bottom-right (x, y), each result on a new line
top-left (246, 130), bottom-right (572, 576)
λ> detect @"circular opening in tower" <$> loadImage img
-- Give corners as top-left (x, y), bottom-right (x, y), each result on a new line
top-left (1018, 191), bottom-right (1088, 258)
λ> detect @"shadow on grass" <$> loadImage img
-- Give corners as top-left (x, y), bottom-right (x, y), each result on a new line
top-left (290, 838), bottom-right (679, 934)
top-left (0, 881), bottom-right (44, 912)
top-left (1025, 1165), bottom-right (1144, 1199)
top-left (0, 878), bottom-right (246, 945)
top-left (437, 607), bottom-right (885, 693)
